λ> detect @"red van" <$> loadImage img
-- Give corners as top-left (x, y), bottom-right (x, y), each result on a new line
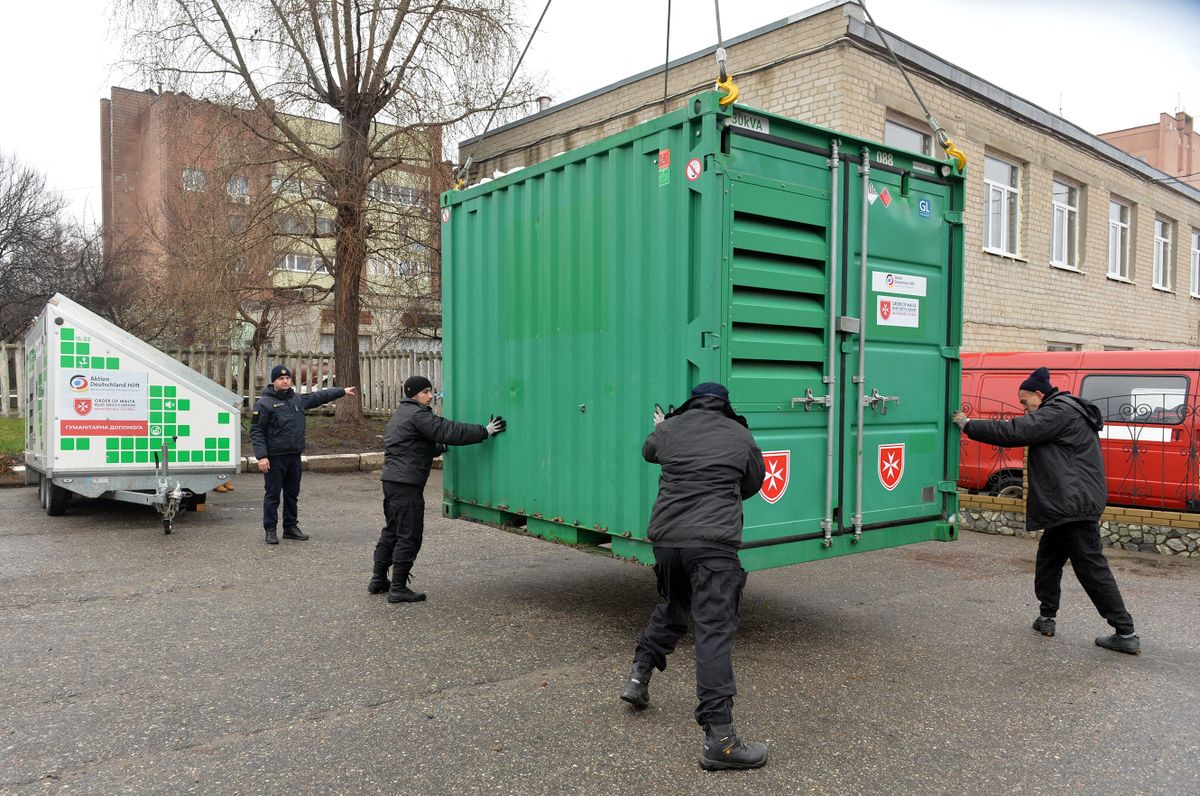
top-left (959, 350), bottom-right (1200, 511)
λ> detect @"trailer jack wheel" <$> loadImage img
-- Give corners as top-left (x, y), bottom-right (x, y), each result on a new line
top-left (163, 518), bottom-right (173, 535)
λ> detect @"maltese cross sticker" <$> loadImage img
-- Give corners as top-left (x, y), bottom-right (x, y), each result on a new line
top-left (760, 450), bottom-right (791, 504)
top-left (878, 443), bottom-right (905, 491)
top-left (74, 399), bottom-right (92, 416)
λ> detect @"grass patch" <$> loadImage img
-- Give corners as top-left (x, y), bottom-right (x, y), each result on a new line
top-left (0, 416), bottom-right (22, 457)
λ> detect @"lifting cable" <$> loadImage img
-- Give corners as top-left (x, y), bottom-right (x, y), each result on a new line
top-left (860, 1), bottom-right (966, 171)
top-left (454, 0), bottom-right (553, 190)
top-left (711, 0), bottom-right (739, 106)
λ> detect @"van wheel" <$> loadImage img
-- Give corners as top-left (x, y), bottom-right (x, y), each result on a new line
top-left (47, 482), bottom-right (70, 516)
top-left (38, 475), bottom-right (49, 509)
top-left (993, 475), bottom-right (1024, 500)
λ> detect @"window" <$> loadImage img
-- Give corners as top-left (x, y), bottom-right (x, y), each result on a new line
top-left (278, 214), bottom-right (308, 235)
top-left (182, 168), bottom-right (206, 191)
top-left (1153, 216), bottom-right (1173, 290)
top-left (983, 155), bottom-right (1019, 255)
top-left (368, 181), bottom-right (421, 205)
top-left (227, 215), bottom-right (246, 234)
top-left (1081, 374), bottom-right (1189, 425)
top-left (316, 217), bottom-right (336, 236)
top-left (1107, 199), bottom-right (1131, 279)
top-left (1102, 345), bottom-right (1133, 351)
top-left (1050, 179), bottom-right (1079, 269)
top-left (227, 175), bottom-right (250, 203)
top-left (884, 119), bottom-right (932, 156)
top-left (277, 253), bottom-right (330, 274)
top-left (1046, 341), bottom-right (1080, 352)
top-left (1191, 229), bottom-right (1200, 297)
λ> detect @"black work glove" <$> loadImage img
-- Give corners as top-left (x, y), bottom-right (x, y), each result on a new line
top-left (486, 414), bottom-right (507, 436)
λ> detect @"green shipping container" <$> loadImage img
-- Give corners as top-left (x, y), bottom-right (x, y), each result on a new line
top-left (441, 91), bottom-right (965, 572)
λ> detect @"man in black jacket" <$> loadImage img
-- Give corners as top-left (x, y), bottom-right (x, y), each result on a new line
top-left (370, 375), bottom-right (506, 603)
top-left (953, 367), bottom-right (1139, 654)
top-left (251, 364), bottom-right (355, 545)
top-left (621, 382), bottom-right (769, 771)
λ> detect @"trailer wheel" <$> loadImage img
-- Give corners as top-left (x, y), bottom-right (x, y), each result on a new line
top-left (163, 518), bottom-right (173, 535)
top-left (993, 474), bottom-right (1024, 500)
top-left (38, 475), bottom-right (49, 510)
top-left (47, 482), bottom-right (69, 516)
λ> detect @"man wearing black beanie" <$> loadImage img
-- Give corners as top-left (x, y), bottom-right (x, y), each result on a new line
top-left (952, 367), bottom-right (1140, 654)
top-left (369, 375), bottom-right (508, 602)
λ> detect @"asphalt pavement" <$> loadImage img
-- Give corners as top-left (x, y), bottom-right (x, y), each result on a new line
top-left (1, 471), bottom-right (1197, 795)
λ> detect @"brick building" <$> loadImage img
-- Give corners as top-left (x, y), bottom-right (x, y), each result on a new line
top-left (458, 0), bottom-right (1200, 352)
top-left (1101, 112), bottom-right (1199, 191)
top-left (100, 86), bottom-right (443, 353)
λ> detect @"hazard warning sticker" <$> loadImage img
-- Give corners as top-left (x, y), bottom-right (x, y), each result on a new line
top-left (867, 184), bottom-right (893, 207)
top-left (686, 158), bottom-right (703, 182)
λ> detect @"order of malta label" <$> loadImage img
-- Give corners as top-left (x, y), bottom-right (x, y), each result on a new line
top-left (871, 271), bottom-right (926, 297)
top-left (877, 296), bottom-right (920, 328)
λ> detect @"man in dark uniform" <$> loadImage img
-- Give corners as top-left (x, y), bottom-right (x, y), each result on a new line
top-left (621, 382), bottom-right (769, 771)
top-left (250, 364), bottom-right (354, 545)
top-left (369, 375), bottom-right (506, 603)
top-left (953, 366), bottom-right (1140, 654)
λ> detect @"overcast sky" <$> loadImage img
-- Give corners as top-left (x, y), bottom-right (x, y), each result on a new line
top-left (1, 0), bottom-right (1196, 226)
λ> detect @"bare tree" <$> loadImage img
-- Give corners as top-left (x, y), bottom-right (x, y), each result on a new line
top-left (116, 0), bottom-right (535, 424)
top-left (0, 153), bottom-right (121, 341)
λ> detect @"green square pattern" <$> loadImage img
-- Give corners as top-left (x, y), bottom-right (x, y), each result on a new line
top-left (135, 452), bottom-right (149, 463)
top-left (135, 438), bottom-right (148, 450)
top-left (76, 438), bottom-right (90, 451)
top-left (75, 356), bottom-right (89, 368)
top-left (162, 398), bottom-right (177, 411)
top-left (61, 342), bottom-right (74, 354)
top-left (106, 438), bottom-right (120, 450)
top-left (106, 452), bottom-right (119, 464)
top-left (120, 452), bottom-right (134, 464)
top-left (205, 438), bottom-right (218, 449)
top-left (218, 412), bottom-right (230, 424)
top-left (204, 450), bottom-right (217, 462)
top-left (60, 356), bottom-right (74, 368)
top-left (150, 385), bottom-right (163, 397)
top-left (150, 399), bottom-right (162, 410)
top-left (61, 328), bottom-right (74, 340)
top-left (165, 425), bottom-right (176, 437)
top-left (178, 399), bottom-right (190, 411)
top-left (76, 342), bottom-right (89, 355)
top-left (218, 451), bottom-right (230, 462)
top-left (62, 438), bottom-right (75, 450)
top-left (165, 412), bottom-right (177, 423)
top-left (178, 425), bottom-right (190, 437)
top-left (106, 357), bottom-right (119, 368)
top-left (120, 438), bottom-right (134, 450)
top-left (217, 438), bottom-right (230, 449)
top-left (164, 386), bottom-right (176, 397)
top-left (150, 411), bottom-right (162, 424)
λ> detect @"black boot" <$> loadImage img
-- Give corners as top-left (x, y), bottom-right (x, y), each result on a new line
top-left (620, 663), bottom-right (653, 710)
top-left (387, 569), bottom-right (426, 603)
top-left (282, 527), bottom-right (310, 540)
top-left (699, 724), bottom-right (768, 771)
top-left (367, 562), bottom-right (390, 595)
top-left (265, 528), bottom-right (279, 545)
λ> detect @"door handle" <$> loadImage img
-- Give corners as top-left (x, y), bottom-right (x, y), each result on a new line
top-left (791, 388), bottom-right (832, 411)
top-left (863, 388), bottom-right (901, 415)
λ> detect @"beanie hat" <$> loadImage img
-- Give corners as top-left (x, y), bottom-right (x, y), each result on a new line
top-left (404, 375), bottom-right (433, 398)
top-left (691, 381), bottom-right (730, 401)
top-left (270, 364), bottom-right (291, 381)
top-left (1019, 367), bottom-right (1054, 395)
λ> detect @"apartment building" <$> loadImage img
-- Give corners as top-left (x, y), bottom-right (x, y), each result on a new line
top-left (458, 0), bottom-right (1200, 352)
top-left (100, 86), bottom-right (443, 352)
top-left (1101, 112), bottom-right (1198, 191)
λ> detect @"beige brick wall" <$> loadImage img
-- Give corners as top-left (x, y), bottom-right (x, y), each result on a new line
top-left (460, 3), bottom-right (1200, 354)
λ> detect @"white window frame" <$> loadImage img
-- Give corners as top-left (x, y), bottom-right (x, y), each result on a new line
top-left (884, 118), bottom-right (932, 157)
top-left (983, 155), bottom-right (1020, 256)
top-left (227, 175), bottom-right (250, 204)
top-left (1153, 217), bottom-right (1173, 290)
top-left (277, 253), bottom-right (330, 274)
top-left (1046, 341), bottom-right (1081, 352)
top-left (182, 168), bottom-right (206, 192)
top-left (1050, 179), bottom-right (1079, 270)
top-left (1191, 229), bottom-right (1200, 298)
top-left (1107, 199), bottom-right (1131, 280)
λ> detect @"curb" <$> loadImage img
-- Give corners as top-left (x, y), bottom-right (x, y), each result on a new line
top-left (0, 453), bottom-right (442, 488)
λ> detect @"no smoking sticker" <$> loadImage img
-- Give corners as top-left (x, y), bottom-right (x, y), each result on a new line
top-left (686, 158), bottom-right (703, 181)
top-left (440, 208), bottom-right (450, 223)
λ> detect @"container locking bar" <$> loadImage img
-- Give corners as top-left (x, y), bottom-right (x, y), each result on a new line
top-left (863, 388), bottom-right (900, 415)
top-left (852, 149), bottom-right (872, 544)
top-left (792, 388), bottom-right (833, 411)
top-left (819, 140), bottom-right (841, 547)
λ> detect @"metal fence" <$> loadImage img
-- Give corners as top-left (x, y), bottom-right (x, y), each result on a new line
top-left (1, 343), bottom-right (442, 418)
top-left (958, 392), bottom-right (1200, 513)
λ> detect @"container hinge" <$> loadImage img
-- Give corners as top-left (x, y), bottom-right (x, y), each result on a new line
top-left (940, 346), bottom-right (960, 360)
top-left (791, 389), bottom-right (832, 411)
top-left (943, 210), bottom-right (964, 225)
top-left (937, 480), bottom-right (958, 494)
top-left (701, 332), bottom-right (721, 349)
top-left (863, 388), bottom-right (900, 415)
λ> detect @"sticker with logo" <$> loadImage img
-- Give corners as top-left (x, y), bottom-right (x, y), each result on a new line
top-left (760, 450), bottom-right (791, 504)
top-left (878, 443), bottom-right (905, 491)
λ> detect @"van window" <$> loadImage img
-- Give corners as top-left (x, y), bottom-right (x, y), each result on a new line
top-left (1080, 375), bottom-right (1189, 425)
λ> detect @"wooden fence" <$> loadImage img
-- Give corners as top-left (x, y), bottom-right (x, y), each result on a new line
top-left (1, 342), bottom-right (441, 418)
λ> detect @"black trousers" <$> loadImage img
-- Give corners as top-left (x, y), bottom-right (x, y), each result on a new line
top-left (374, 481), bottom-right (425, 575)
top-left (1035, 519), bottom-right (1135, 635)
top-left (633, 546), bottom-right (747, 727)
top-left (262, 453), bottom-right (302, 531)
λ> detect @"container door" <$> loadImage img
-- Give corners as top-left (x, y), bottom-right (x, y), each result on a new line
top-left (839, 155), bottom-right (958, 533)
top-left (721, 136), bottom-right (839, 545)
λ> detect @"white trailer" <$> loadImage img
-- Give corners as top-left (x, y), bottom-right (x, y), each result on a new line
top-left (23, 294), bottom-right (240, 533)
